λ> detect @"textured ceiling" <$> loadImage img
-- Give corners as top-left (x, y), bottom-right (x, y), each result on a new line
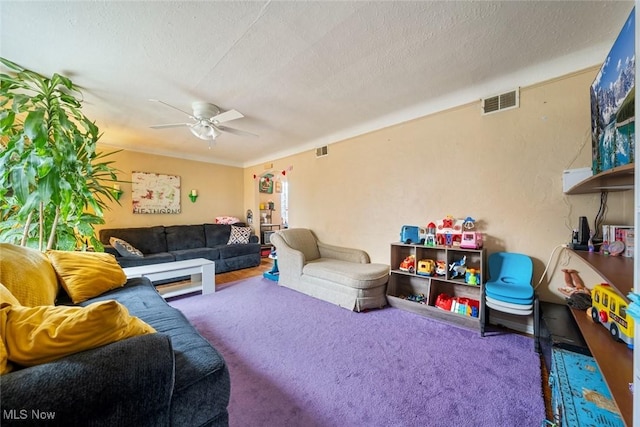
top-left (0, 1), bottom-right (634, 167)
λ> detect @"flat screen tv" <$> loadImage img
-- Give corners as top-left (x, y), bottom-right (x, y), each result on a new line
top-left (590, 8), bottom-right (635, 174)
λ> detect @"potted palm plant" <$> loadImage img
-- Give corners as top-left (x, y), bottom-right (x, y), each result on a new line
top-left (0, 57), bottom-right (121, 251)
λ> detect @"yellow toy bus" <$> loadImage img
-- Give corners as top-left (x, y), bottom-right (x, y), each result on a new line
top-left (591, 283), bottom-right (634, 348)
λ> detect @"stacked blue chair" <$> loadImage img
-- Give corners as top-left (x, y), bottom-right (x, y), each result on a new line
top-left (480, 252), bottom-right (540, 352)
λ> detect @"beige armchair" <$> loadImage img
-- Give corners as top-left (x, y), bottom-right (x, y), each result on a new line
top-left (271, 228), bottom-right (389, 312)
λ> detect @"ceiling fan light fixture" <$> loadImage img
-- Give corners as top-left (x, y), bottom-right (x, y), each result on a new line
top-left (189, 122), bottom-right (221, 140)
top-left (150, 99), bottom-right (257, 141)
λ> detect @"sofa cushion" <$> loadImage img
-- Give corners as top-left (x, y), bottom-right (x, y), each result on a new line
top-left (110, 237), bottom-right (144, 257)
top-left (99, 226), bottom-right (168, 254)
top-left (171, 248), bottom-right (220, 261)
top-left (303, 259), bottom-right (389, 289)
top-left (2, 333), bottom-right (176, 426)
top-left (166, 225), bottom-right (206, 251)
top-left (47, 250), bottom-right (127, 304)
top-left (215, 253), bottom-right (261, 274)
top-left (83, 278), bottom-right (230, 424)
top-left (218, 242), bottom-right (261, 259)
top-left (277, 229), bottom-right (321, 261)
top-left (2, 300), bottom-right (155, 367)
top-left (204, 224), bottom-right (233, 247)
top-left (227, 225), bottom-right (252, 244)
top-left (0, 243), bottom-right (59, 307)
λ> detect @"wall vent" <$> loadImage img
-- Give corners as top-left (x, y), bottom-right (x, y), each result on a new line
top-left (481, 88), bottom-right (519, 115)
top-left (315, 145), bottom-right (328, 158)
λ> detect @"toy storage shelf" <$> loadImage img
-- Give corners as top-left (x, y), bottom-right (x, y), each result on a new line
top-left (387, 243), bottom-right (485, 330)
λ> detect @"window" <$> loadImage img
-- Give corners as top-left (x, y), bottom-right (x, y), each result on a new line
top-left (280, 180), bottom-right (288, 227)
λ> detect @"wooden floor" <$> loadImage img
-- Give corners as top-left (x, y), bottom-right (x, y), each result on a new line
top-left (213, 257), bottom-right (553, 420)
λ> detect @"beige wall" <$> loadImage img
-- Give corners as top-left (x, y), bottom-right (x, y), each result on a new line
top-left (98, 150), bottom-right (244, 232)
top-left (244, 67), bottom-right (634, 304)
top-left (97, 67), bottom-right (634, 305)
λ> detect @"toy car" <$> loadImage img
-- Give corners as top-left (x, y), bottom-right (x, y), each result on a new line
top-left (400, 225), bottom-right (426, 244)
top-left (399, 255), bottom-right (416, 273)
top-left (417, 259), bottom-right (435, 276)
top-left (591, 283), bottom-right (634, 348)
top-left (435, 260), bottom-right (447, 276)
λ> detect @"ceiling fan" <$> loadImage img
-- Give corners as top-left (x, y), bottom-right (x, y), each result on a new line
top-left (149, 99), bottom-right (258, 141)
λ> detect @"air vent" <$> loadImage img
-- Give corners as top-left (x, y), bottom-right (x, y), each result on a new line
top-left (481, 88), bottom-right (519, 115)
top-left (315, 146), bottom-right (328, 158)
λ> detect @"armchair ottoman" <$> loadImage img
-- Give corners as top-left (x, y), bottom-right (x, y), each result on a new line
top-left (271, 228), bottom-right (389, 312)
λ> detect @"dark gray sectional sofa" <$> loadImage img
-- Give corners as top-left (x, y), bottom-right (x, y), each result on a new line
top-left (2, 276), bottom-right (230, 426)
top-left (99, 223), bottom-right (261, 273)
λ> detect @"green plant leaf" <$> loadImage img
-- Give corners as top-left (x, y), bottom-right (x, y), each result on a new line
top-left (0, 110), bottom-right (15, 131)
top-left (9, 167), bottom-right (28, 203)
top-left (1, 57), bottom-right (120, 251)
top-left (23, 109), bottom-right (46, 141)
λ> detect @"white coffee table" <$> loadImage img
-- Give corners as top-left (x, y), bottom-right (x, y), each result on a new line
top-left (122, 258), bottom-right (215, 299)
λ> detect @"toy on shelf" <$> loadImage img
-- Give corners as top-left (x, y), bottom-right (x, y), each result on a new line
top-left (401, 293), bottom-right (427, 304)
top-left (417, 259), bottom-right (435, 276)
top-left (434, 293), bottom-right (479, 317)
top-left (558, 269), bottom-right (590, 297)
top-left (465, 268), bottom-right (480, 285)
top-left (400, 225), bottom-right (426, 244)
top-left (436, 215), bottom-right (464, 246)
top-left (452, 297), bottom-right (479, 318)
top-left (460, 216), bottom-right (484, 249)
top-left (449, 256), bottom-right (467, 279)
top-left (435, 260), bottom-right (447, 276)
top-left (399, 255), bottom-right (416, 273)
top-left (424, 222), bottom-right (437, 247)
top-left (435, 293), bottom-right (453, 310)
top-left (590, 283), bottom-right (634, 349)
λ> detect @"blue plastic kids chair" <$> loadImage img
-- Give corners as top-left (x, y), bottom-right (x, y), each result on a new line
top-left (480, 252), bottom-right (539, 352)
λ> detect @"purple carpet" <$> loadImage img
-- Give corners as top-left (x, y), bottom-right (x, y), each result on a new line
top-left (169, 277), bottom-right (545, 426)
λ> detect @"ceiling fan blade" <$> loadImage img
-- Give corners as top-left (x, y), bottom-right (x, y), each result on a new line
top-left (149, 99), bottom-right (194, 119)
top-left (216, 125), bottom-right (259, 138)
top-left (150, 123), bottom-right (190, 129)
top-left (211, 109), bottom-right (244, 124)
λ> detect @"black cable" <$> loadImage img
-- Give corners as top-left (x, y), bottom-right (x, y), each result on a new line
top-left (593, 191), bottom-right (608, 240)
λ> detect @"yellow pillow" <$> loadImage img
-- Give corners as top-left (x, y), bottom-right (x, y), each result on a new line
top-left (0, 284), bottom-right (18, 374)
top-left (0, 307), bottom-right (13, 375)
top-left (0, 283), bottom-right (20, 307)
top-left (0, 243), bottom-right (59, 306)
top-left (3, 300), bottom-right (155, 367)
top-left (46, 250), bottom-right (127, 304)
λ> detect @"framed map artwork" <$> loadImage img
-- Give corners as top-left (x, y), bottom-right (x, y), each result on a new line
top-left (132, 172), bottom-right (181, 214)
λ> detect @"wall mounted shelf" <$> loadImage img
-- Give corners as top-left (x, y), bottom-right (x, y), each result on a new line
top-left (567, 250), bottom-right (633, 426)
top-left (564, 164), bottom-right (634, 195)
